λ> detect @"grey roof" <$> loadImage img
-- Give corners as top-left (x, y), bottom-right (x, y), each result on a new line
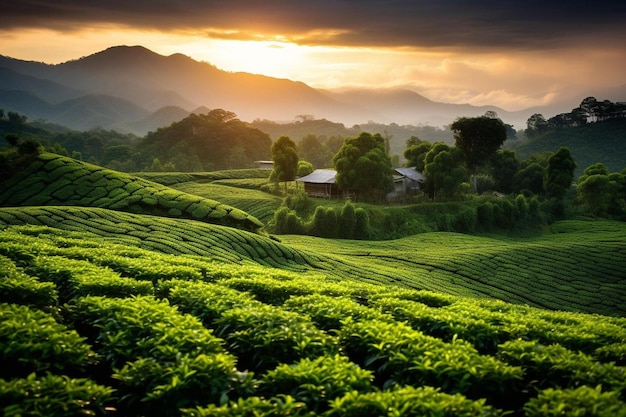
top-left (296, 169), bottom-right (336, 184)
top-left (395, 167), bottom-right (425, 182)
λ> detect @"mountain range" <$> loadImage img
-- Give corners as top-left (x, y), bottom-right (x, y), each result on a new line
top-left (0, 45), bottom-right (621, 135)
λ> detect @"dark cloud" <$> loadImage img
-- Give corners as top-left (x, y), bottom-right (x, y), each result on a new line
top-left (2, 0), bottom-right (625, 49)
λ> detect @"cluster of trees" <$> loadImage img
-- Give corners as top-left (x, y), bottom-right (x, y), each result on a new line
top-left (404, 114), bottom-right (511, 200)
top-left (525, 97), bottom-right (626, 138)
top-left (141, 110), bottom-right (272, 171)
top-left (576, 163), bottom-right (626, 219)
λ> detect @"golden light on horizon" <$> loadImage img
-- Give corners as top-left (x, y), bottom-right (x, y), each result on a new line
top-left (1, 24), bottom-right (624, 113)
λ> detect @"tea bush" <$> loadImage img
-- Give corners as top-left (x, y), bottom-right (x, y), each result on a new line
top-left (0, 303), bottom-right (97, 378)
top-left (260, 355), bottom-right (373, 413)
top-left (0, 374), bottom-right (113, 417)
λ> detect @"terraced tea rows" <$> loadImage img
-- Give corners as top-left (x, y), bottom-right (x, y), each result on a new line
top-left (281, 221), bottom-right (626, 317)
top-left (1, 223), bottom-right (625, 415)
top-left (172, 181), bottom-right (281, 224)
top-left (1, 202), bottom-right (624, 316)
top-left (0, 153), bottom-right (264, 232)
top-left (0, 207), bottom-right (318, 270)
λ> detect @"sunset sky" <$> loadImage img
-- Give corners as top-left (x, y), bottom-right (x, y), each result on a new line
top-left (1, 1), bottom-right (625, 111)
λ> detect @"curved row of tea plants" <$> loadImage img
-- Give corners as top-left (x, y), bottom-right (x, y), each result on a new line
top-left (281, 220), bottom-right (626, 317)
top-left (172, 181), bottom-right (282, 225)
top-left (0, 208), bottom-right (318, 270)
top-left (1, 225), bottom-right (625, 416)
top-left (0, 153), bottom-right (264, 233)
top-left (0, 203), bottom-right (624, 317)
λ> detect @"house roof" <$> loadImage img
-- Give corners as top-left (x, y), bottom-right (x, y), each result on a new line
top-left (296, 169), bottom-right (336, 184)
top-left (395, 167), bottom-right (425, 182)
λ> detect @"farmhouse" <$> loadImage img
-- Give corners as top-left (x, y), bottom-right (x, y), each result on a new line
top-left (295, 169), bottom-right (341, 199)
top-left (296, 167), bottom-right (424, 200)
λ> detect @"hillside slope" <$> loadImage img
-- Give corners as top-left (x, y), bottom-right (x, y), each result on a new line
top-left (0, 153), bottom-right (263, 233)
top-left (508, 119), bottom-right (626, 174)
top-left (0, 217), bottom-right (625, 416)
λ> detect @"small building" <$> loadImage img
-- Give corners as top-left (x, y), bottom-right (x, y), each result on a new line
top-left (255, 160), bottom-right (274, 169)
top-left (394, 167), bottom-right (425, 195)
top-left (297, 167), bottom-right (424, 200)
top-left (295, 169), bottom-right (341, 199)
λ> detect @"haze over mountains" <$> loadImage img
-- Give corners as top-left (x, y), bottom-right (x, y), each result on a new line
top-left (0, 45), bottom-right (622, 135)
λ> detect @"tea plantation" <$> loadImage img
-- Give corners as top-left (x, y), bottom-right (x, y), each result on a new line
top-left (1, 153), bottom-right (625, 416)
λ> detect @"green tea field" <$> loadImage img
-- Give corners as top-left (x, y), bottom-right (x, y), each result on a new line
top-left (1, 153), bottom-right (625, 416)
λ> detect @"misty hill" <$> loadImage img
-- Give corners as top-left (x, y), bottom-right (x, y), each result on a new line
top-left (1, 45), bottom-right (535, 134)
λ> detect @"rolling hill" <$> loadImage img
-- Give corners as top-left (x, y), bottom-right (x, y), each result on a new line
top-left (1, 149), bottom-right (625, 415)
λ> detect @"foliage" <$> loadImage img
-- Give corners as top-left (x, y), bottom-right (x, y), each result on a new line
top-left (0, 374), bottom-right (114, 417)
top-left (577, 163), bottom-right (626, 219)
top-left (333, 132), bottom-right (394, 201)
top-left (403, 137), bottom-right (432, 170)
top-left (544, 147), bottom-right (576, 200)
top-left (327, 386), bottom-right (505, 417)
top-left (523, 385), bottom-right (626, 417)
top-left (0, 153), bottom-right (265, 233)
top-left (260, 355), bottom-right (373, 413)
top-left (270, 135), bottom-right (299, 187)
top-left (451, 115), bottom-right (507, 191)
top-left (488, 149), bottom-right (520, 194)
top-left (1, 212), bottom-right (626, 415)
top-left (297, 160), bottom-right (314, 177)
top-left (0, 303), bottom-right (97, 378)
top-left (141, 109), bottom-right (272, 171)
top-left (423, 142), bottom-right (469, 200)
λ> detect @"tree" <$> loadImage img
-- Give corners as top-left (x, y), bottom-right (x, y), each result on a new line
top-left (403, 137), bottom-right (432, 171)
top-left (333, 132), bottom-right (394, 201)
top-left (577, 174), bottom-right (612, 217)
top-left (544, 147), bottom-right (576, 200)
top-left (270, 135), bottom-right (299, 192)
top-left (296, 160), bottom-right (314, 177)
top-left (423, 143), bottom-right (468, 200)
top-left (298, 134), bottom-right (332, 168)
top-left (5, 133), bottom-right (19, 147)
top-left (451, 116), bottom-right (507, 193)
top-left (525, 113), bottom-right (549, 138)
top-left (489, 149), bottom-right (520, 194)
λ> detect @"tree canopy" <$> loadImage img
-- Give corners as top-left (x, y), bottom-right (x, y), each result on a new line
top-left (270, 135), bottom-right (299, 188)
top-left (333, 132), bottom-right (394, 201)
top-left (451, 115), bottom-right (507, 192)
top-left (544, 147), bottom-right (576, 200)
top-left (141, 109), bottom-right (271, 171)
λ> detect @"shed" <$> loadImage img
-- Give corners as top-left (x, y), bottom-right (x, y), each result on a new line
top-left (255, 160), bottom-right (274, 169)
top-left (295, 169), bottom-right (341, 198)
top-left (394, 167), bottom-right (425, 195)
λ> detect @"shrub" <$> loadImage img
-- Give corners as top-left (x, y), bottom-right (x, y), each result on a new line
top-left (114, 353), bottom-right (254, 417)
top-left (338, 200), bottom-right (357, 238)
top-left (182, 395), bottom-right (314, 417)
top-left (338, 319), bottom-right (523, 406)
top-left (0, 255), bottom-right (57, 308)
top-left (523, 385), bottom-right (626, 417)
top-left (0, 303), bottom-right (97, 378)
top-left (260, 355), bottom-right (373, 412)
top-left (327, 385), bottom-right (505, 417)
top-left (215, 304), bottom-right (337, 372)
top-left (310, 206), bottom-right (337, 238)
top-left (353, 207), bottom-right (371, 239)
top-left (0, 374), bottom-right (113, 417)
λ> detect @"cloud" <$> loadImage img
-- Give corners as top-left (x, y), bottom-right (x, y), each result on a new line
top-left (3, 0), bottom-right (625, 50)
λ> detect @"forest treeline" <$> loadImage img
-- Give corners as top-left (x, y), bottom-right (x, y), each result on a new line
top-left (2, 98), bottom-right (625, 235)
